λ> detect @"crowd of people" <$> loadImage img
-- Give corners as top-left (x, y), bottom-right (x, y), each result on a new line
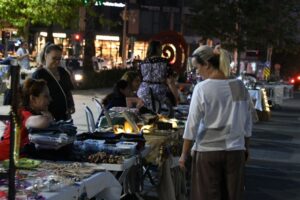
top-left (0, 40), bottom-right (253, 200)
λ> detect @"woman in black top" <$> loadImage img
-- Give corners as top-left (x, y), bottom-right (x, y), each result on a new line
top-left (32, 44), bottom-right (75, 121)
top-left (102, 80), bottom-right (131, 110)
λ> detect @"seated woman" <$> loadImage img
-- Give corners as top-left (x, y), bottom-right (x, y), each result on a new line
top-left (102, 80), bottom-right (131, 110)
top-left (0, 78), bottom-right (53, 161)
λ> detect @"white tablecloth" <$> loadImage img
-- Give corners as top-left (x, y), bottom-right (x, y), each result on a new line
top-left (264, 84), bottom-right (294, 105)
top-left (248, 89), bottom-right (263, 111)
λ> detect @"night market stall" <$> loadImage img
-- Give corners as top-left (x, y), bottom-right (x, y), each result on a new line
top-left (0, 61), bottom-right (122, 200)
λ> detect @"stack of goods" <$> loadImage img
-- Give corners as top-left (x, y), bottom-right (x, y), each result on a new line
top-left (28, 120), bottom-right (77, 150)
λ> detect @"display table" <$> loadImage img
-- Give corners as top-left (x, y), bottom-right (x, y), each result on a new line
top-left (0, 161), bottom-right (122, 200)
top-left (93, 145), bottom-right (150, 192)
top-left (248, 89), bottom-right (263, 111)
top-left (248, 88), bottom-right (271, 121)
top-left (264, 84), bottom-right (294, 106)
top-left (40, 171), bottom-right (121, 200)
top-left (144, 129), bottom-right (183, 165)
top-left (143, 129), bottom-right (186, 200)
top-left (95, 146), bottom-right (150, 172)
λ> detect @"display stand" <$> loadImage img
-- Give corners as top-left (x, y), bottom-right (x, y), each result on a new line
top-left (8, 61), bottom-right (20, 200)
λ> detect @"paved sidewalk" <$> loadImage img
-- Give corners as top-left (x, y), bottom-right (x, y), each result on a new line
top-left (72, 88), bottom-right (111, 133)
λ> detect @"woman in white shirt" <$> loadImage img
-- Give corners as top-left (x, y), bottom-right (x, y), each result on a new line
top-left (179, 45), bottom-right (252, 200)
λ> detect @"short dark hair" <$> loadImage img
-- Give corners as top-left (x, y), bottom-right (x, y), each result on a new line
top-left (115, 79), bottom-right (128, 91)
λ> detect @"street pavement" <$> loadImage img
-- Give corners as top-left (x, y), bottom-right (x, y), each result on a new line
top-left (72, 89), bottom-right (300, 200)
top-left (245, 91), bottom-right (300, 200)
top-left (71, 88), bottom-right (111, 133)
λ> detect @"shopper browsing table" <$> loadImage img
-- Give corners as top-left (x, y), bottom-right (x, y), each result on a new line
top-left (179, 45), bottom-right (252, 200)
top-left (32, 44), bottom-right (75, 121)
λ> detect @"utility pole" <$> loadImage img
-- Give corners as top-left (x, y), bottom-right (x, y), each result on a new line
top-left (121, 2), bottom-right (128, 67)
top-left (235, 0), bottom-right (242, 76)
top-left (180, 0), bottom-right (185, 33)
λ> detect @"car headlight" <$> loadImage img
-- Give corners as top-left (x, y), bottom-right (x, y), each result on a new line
top-left (74, 74), bottom-right (83, 81)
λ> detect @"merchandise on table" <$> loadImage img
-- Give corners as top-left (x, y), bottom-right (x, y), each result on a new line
top-left (87, 152), bottom-right (125, 164)
top-left (73, 140), bottom-right (137, 156)
top-left (28, 120), bottom-right (77, 150)
top-left (0, 161), bottom-right (106, 199)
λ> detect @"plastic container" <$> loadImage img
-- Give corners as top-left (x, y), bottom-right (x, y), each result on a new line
top-left (116, 141), bottom-right (137, 155)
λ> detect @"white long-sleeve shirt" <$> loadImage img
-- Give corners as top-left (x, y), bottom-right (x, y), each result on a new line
top-left (183, 79), bottom-right (252, 152)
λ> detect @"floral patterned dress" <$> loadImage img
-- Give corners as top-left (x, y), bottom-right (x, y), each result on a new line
top-left (137, 57), bottom-right (171, 110)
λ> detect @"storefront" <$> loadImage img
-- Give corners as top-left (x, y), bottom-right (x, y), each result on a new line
top-left (36, 32), bottom-right (70, 58)
top-left (36, 32), bottom-right (149, 68)
top-left (95, 35), bottom-right (120, 67)
top-left (131, 41), bottom-right (148, 61)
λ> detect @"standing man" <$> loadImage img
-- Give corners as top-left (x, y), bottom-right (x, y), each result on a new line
top-left (16, 41), bottom-right (30, 70)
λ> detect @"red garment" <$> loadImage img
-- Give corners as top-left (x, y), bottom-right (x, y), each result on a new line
top-left (0, 109), bottom-right (32, 161)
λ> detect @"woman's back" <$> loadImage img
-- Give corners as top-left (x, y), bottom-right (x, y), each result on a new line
top-left (140, 57), bottom-right (169, 83)
top-left (186, 78), bottom-right (252, 151)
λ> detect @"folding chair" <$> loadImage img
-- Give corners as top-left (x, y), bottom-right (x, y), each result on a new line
top-left (92, 97), bottom-right (113, 129)
top-left (84, 104), bottom-right (96, 133)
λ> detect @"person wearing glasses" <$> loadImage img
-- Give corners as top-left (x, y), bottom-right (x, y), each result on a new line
top-left (179, 45), bottom-right (252, 200)
top-left (32, 44), bottom-right (75, 121)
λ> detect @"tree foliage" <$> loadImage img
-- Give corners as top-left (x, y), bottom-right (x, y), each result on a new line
top-left (0, 0), bottom-right (82, 35)
top-left (187, 0), bottom-right (300, 53)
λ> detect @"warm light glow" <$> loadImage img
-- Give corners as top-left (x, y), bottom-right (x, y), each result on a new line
top-left (96, 35), bottom-right (120, 41)
top-left (158, 117), bottom-right (178, 128)
top-left (169, 118), bottom-right (178, 128)
top-left (261, 89), bottom-right (270, 112)
top-left (103, 2), bottom-right (125, 7)
top-left (113, 125), bottom-right (124, 134)
top-left (297, 76), bottom-right (300, 80)
top-left (75, 34), bottom-right (80, 40)
top-left (290, 79), bottom-right (295, 84)
top-left (124, 121), bottom-right (133, 133)
top-left (74, 74), bottom-right (83, 81)
top-left (141, 125), bottom-right (153, 134)
top-left (40, 32), bottom-right (66, 38)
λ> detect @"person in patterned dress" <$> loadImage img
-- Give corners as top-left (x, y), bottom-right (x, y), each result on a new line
top-left (137, 40), bottom-right (178, 112)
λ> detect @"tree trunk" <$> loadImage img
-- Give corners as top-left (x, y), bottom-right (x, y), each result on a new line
top-left (46, 23), bottom-right (54, 43)
top-left (83, 4), bottom-right (95, 72)
top-left (23, 22), bottom-right (30, 43)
